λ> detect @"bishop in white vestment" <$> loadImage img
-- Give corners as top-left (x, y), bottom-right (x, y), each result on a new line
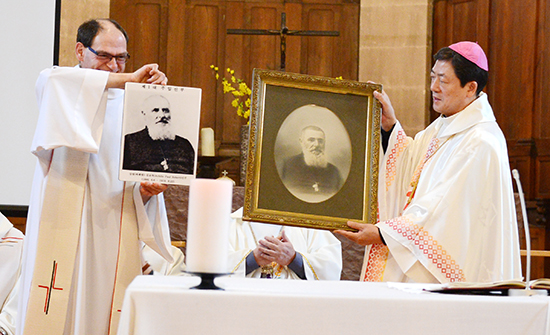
top-left (228, 208), bottom-right (342, 280)
top-left (336, 42), bottom-right (521, 284)
top-left (0, 213), bottom-right (24, 335)
top-left (18, 19), bottom-right (175, 335)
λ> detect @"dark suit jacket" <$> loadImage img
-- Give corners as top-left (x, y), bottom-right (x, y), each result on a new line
top-left (123, 128), bottom-right (195, 173)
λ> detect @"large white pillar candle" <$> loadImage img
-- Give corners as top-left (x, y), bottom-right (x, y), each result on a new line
top-left (186, 178), bottom-right (233, 273)
top-left (200, 127), bottom-right (215, 156)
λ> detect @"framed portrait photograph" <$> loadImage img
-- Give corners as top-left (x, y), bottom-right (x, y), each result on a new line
top-left (119, 83), bottom-right (201, 186)
top-left (243, 69), bottom-right (381, 231)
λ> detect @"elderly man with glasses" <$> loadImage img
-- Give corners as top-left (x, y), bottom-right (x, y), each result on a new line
top-left (18, 18), bottom-right (180, 335)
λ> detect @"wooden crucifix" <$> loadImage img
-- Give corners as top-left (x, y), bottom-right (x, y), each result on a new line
top-left (227, 12), bottom-right (339, 71)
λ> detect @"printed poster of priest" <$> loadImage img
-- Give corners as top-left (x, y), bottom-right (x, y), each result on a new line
top-left (119, 82), bottom-right (202, 186)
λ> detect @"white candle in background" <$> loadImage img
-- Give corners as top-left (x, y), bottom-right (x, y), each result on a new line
top-left (186, 178), bottom-right (233, 273)
top-left (200, 127), bottom-right (215, 156)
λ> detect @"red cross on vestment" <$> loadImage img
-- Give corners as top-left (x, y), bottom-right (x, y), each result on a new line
top-left (37, 260), bottom-right (64, 314)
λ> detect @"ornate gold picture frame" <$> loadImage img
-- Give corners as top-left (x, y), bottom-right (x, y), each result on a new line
top-left (243, 69), bottom-right (381, 231)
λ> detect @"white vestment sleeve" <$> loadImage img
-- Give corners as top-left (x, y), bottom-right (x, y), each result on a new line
top-left (227, 209), bottom-right (254, 276)
top-left (32, 67), bottom-right (109, 160)
top-left (0, 278), bottom-right (19, 335)
top-left (381, 231), bottom-right (438, 283)
top-left (133, 184), bottom-right (174, 263)
top-left (298, 229), bottom-right (342, 280)
top-left (142, 245), bottom-right (186, 276)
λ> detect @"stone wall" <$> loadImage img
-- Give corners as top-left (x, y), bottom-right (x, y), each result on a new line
top-left (359, 0), bottom-right (432, 136)
top-left (58, 0), bottom-right (110, 66)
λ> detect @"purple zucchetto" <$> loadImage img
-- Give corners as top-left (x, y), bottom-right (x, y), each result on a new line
top-left (449, 41), bottom-right (489, 71)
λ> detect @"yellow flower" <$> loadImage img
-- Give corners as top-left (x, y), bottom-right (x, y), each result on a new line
top-left (238, 82), bottom-right (248, 93)
top-left (211, 65), bottom-right (251, 120)
top-left (222, 80), bottom-right (235, 93)
top-left (231, 90), bottom-right (244, 97)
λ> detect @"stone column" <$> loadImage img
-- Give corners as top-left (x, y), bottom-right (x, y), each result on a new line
top-left (359, 0), bottom-right (432, 137)
top-left (59, 0), bottom-right (111, 67)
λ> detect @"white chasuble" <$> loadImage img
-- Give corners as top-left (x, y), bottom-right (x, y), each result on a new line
top-left (18, 67), bottom-right (173, 335)
top-left (362, 93), bottom-right (521, 284)
top-left (228, 208), bottom-right (342, 280)
top-left (0, 213), bottom-right (24, 335)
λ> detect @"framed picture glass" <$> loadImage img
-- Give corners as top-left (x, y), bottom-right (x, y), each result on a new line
top-left (243, 69), bottom-right (381, 231)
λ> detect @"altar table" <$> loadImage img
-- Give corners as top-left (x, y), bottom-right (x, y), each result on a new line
top-left (117, 276), bottom-right (550, 335)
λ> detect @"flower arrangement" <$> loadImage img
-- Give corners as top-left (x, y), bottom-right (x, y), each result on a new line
top-left (210, 65), bottom-right (252, 121)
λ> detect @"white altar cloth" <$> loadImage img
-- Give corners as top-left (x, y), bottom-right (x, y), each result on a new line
top-left (117, 276), bottom-right (550, 335)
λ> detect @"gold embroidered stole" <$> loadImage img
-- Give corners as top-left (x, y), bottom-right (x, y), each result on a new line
top-left (403, 135), bottom-right (455, 210)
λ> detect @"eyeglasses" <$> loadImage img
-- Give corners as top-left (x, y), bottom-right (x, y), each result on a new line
top-left (88, 47), bottom-right (130, 64)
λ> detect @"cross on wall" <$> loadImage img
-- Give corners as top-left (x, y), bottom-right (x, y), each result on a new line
top-left (227, 12), bottom-right (340, 71)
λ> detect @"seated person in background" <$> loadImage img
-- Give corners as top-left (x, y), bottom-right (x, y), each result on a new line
top-left (0, 212), bottom-right (24, 335)
top-left (228, 208), bottom-right (342, 280)
top-left (142, 244), bottom-right (187, 276)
